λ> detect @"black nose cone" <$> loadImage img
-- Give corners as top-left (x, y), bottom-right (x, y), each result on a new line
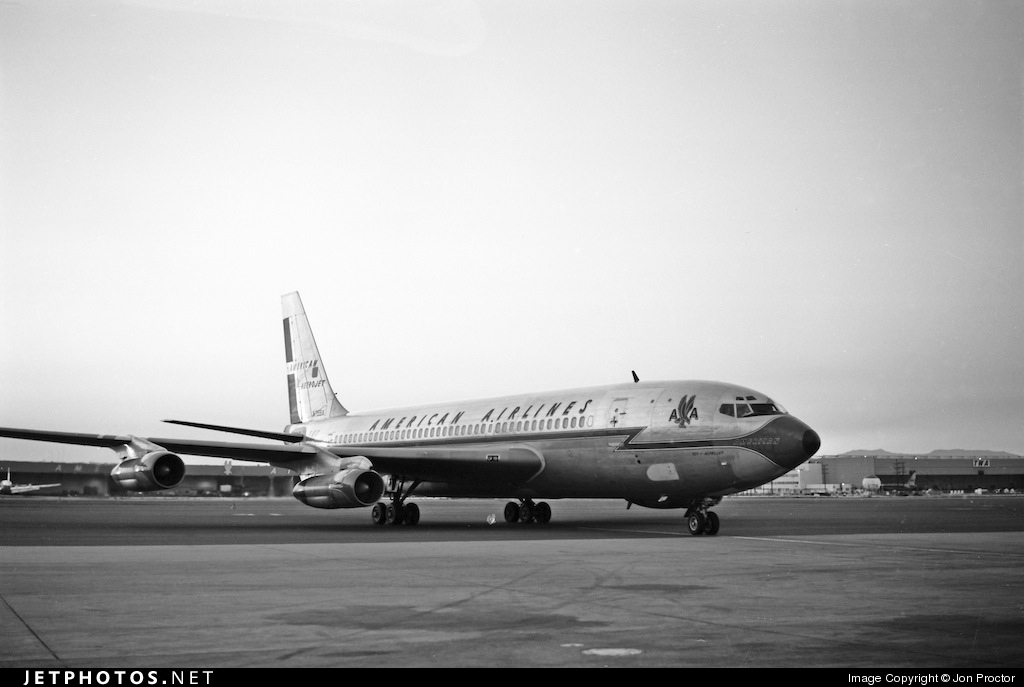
top-left (803, 428), bottom-right (821, 458)
top-left (759, 416), bottom-right (821, 469)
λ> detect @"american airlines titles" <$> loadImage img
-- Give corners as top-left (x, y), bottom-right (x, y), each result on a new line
top-left (287, 360), bottom-right (324, 389)
top-left (366, 398), bottom-right (595, 433)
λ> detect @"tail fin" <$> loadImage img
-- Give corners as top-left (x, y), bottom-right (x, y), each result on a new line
top-left (281, 292), bottom-right (347, 424)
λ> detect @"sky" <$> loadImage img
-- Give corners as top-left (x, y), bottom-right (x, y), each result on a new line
top-left (1, 0), bottom-right (1022, 465)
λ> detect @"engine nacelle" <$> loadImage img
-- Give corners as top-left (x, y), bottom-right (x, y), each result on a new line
top-left (292, 469), bottom-right (385, 509)
top-left (110, 451), bottom-right (186, 492)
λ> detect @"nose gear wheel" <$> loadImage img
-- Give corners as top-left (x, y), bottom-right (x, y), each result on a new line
top-left (684, 498), bottom-right (721, 536)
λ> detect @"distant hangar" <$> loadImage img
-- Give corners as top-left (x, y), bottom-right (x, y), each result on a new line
top-left (768, 449), bottom-right (1024, 494)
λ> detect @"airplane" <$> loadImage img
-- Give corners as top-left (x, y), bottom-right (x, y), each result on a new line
top-left (0, 467), bottom-right (61, 495)
top-left (0, 292), bottom-right (820, 535)
top-left (883, 471), bottom-right (924, 496)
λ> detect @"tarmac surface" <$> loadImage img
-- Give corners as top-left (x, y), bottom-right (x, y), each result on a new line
top-left (1, 495), bottom-right (1023, 668)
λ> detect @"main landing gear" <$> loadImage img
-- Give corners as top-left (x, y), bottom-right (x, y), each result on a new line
top-left (371, 478), bottom-right (421, 526)
top-left (684, 498), bottom-right (721, 536)
top-left (503, 499), bottom-right (552, 524)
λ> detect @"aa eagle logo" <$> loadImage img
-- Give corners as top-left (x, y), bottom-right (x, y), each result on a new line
top-left (669, 395), bottom-right (699, 428)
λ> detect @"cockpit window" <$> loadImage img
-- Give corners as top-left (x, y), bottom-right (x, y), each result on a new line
top-left (718, 399), bottom-right (787, 417)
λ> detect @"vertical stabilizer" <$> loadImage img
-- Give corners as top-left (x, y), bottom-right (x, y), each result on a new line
top-left (281, 292), bottom-right (348, 424)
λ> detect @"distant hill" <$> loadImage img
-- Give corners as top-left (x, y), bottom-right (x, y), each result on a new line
top-left (837, 449), bottom-right (1020, 458)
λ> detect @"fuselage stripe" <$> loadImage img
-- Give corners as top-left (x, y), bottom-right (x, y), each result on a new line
top-left (322, 421), bottom-right (781, 454)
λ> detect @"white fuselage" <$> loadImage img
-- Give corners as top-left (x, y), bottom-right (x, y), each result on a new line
top-left (284, 380), bottom-right (818, 508)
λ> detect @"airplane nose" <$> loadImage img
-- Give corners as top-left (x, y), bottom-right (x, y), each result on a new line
top-left (803, 428), bottom-right (821, 458)
top-left (761, 416), bottom-right (820, 470)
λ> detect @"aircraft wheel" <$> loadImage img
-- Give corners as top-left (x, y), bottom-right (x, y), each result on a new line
top-left (519, 501), bottom-right (534, 523)
top-left (503, 502), bottom-right (520, 523)
top-left (687, 512), bottom-right (706, 536)
top-left (703, 511), bottom-right (720, 536)
top-left (403, 502), bottom-right (420, 525)
top-left (371, 502), bottom-right (387, 525)
top-left (386, 503), bottom-right (405, 525)
top-left (534, 501), bottom-right (551, 524)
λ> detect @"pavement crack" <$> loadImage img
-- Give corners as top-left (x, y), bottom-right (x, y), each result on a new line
top-left (0, 594), bottom-right (62, 664)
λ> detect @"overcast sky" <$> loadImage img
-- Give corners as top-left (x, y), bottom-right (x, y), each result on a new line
top-left (2, 0), bottom-right (1022, 465)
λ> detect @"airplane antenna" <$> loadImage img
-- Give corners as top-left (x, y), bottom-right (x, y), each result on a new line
top-left (631, 370), bottom-right (639, 383)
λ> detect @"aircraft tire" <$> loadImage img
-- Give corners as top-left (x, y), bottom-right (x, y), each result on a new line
top-left (687, 512), bottom-right (706, 536)
top-left (371, 502), bottom-right (387, 525)
top-left (534, 501), bottom-right (551, 524)
top-left (703, 511), bottom-right (720, 536)
top-left (519, 501), bottom-right (534, 523)
top-left (386, 503), bottom-right (405, 525)
top-left (503, 502), bottom-right (520, 523)
top-left (403, 502), bottom-right (420, 526)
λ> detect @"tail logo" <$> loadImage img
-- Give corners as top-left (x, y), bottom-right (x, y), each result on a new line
top-left (286, 360), bottom-right (320, 373)
top-left (669, 395), bottom-right (699, 428)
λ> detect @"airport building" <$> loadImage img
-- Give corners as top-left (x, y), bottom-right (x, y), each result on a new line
top-left (754, 450), bottom-right (1024, 495)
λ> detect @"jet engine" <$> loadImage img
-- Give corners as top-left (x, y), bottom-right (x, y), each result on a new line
top-left (110, 451), bottom-right (186, 491)
top-left (292, 469), bottom-right (385, 509)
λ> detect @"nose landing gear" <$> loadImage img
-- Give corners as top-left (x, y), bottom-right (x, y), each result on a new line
top-left (684, 498), bottom-right (721, 536)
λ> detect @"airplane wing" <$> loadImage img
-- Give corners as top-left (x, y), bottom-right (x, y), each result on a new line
top-left (10, 483), bottom-right (61, 494)
top-left (0, 427), bottom-right (320, 463)
top-left (0, 427), bottom-right (543, 486)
